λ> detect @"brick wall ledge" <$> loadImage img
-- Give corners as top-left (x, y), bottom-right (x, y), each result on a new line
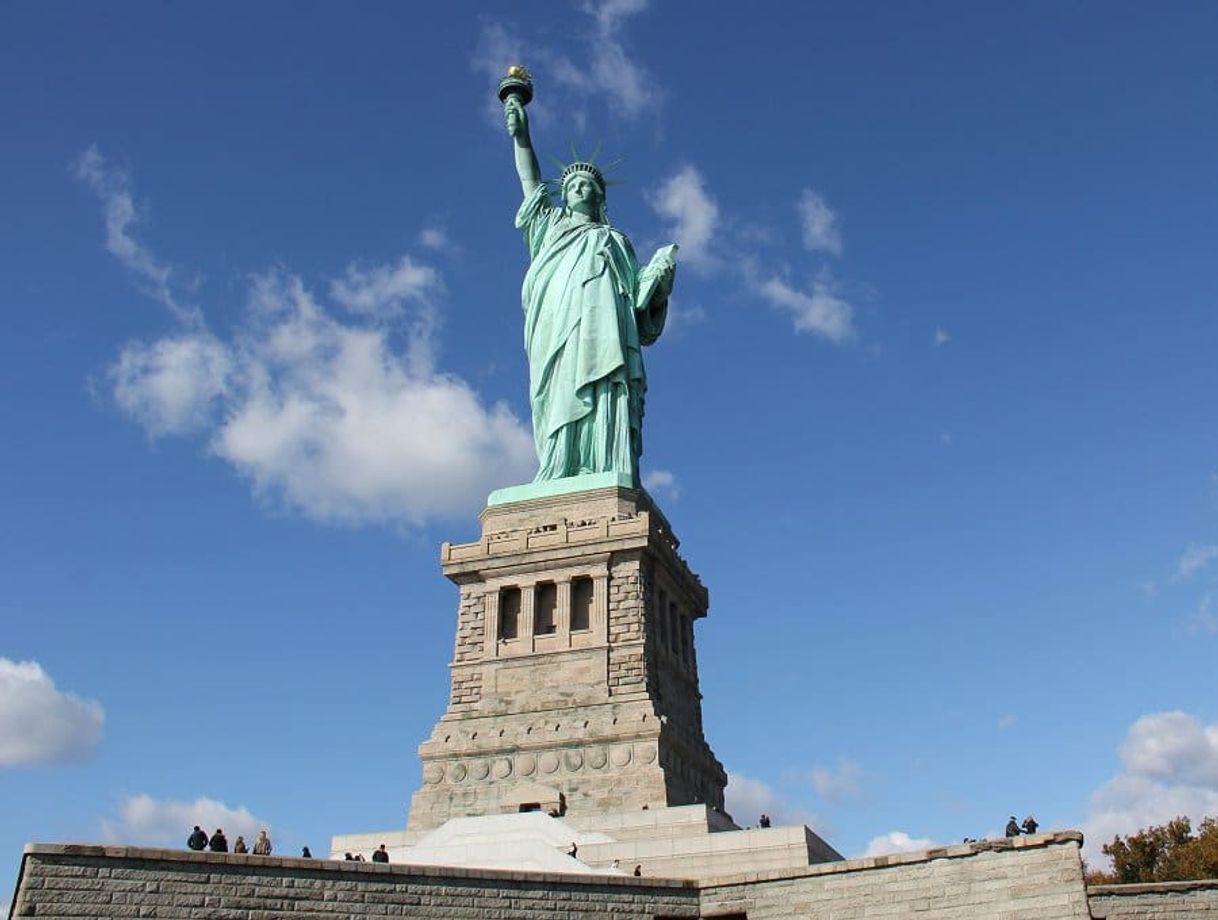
top-left (699, 830), bottom-right (1085, 888)
top-left (1088, 878), bottom-right (1218, 896)
top-left (20, 842), bottom-right (695, 889)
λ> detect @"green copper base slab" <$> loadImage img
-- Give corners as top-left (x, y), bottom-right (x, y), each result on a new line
top-left (487, 472), bottom-right (636, 507)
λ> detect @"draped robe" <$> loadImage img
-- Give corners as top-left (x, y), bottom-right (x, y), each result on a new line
top-left (515, 185), bottom-right (667, 483)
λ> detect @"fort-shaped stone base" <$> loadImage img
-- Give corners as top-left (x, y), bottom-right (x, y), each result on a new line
top-left (408, 486), bottom-right (725, 832)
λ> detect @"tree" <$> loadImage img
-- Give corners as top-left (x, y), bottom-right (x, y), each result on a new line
top-left (1087, 816), bottom-right (1218, 884)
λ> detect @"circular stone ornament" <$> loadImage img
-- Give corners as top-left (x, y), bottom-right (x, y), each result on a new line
top-left (610, 745), bottom-right (632, 767)
top-left (492, 758), bottom-right (513, 779)
top-left (471, 760), bottom-right (490, 780)
top-left (423, 764), bottom-right (444, 785)
top-left (517, 753), bottom-right (537, 776)
top-left (588, 747), bottom-right (608, 769)
top-left (449, 763), bottom-right (468, 783)
top-left (539, 752), bottom-right (560, 774)
top-left (564, 750), bottom-right (585, 771)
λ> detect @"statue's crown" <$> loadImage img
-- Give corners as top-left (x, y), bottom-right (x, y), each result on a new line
top-left (561, 161), bottom-right (606, 192)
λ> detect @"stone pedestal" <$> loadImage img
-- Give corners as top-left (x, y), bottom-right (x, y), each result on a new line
top-left (407, 486), bottom-right (727, 832)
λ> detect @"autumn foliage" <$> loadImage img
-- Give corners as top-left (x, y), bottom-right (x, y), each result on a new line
top-left (1086, 816), bottom-right (1218, 884)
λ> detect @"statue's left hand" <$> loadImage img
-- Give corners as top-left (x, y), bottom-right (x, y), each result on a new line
top-left (656, 257), bottom-right (677, 295)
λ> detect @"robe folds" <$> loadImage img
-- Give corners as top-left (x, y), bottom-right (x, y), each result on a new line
top-left (515, 186), bottom-right (666, 483)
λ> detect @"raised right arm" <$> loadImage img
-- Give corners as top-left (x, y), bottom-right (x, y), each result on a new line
top-left (505, 96), bottom-right (541, 198)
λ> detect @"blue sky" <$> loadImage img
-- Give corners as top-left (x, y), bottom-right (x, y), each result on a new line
top-left (4, 0), bottom-right (1218, 903)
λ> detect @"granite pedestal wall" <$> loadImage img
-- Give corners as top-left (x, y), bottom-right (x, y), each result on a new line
top-left (408, 486), bottom-right (727, 831)
top-left (1088, 879), bottom-right (1218, 918)
top-left (20, 833), bottom-right (1213, 919)
top-left (10, 844), bottom-right (700, 919)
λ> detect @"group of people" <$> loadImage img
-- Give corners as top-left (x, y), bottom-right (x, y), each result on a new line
top-left (1004, 815), bottom-right (1039, 837)
top-left (343, 845), bottom-right (391, 863)
top-left (187, 826), bottom-right (275, 855)
top-left (186, 825), bottom-right (310, 857)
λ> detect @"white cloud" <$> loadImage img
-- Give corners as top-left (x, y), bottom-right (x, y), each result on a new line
top-left (329, 255), bottom-right (441, 319)
top-left (81, 148), bottom-right (536, 527)
top-left (1120, 711), bottom-right (1218, 786)
top-left (102, 794), bottom-right (268, 848)
top-left (860, 831), bottom-right (937, 858)
top-left (810, 757), bottom-right (862, 800)
top-left (199, 271), bottom-right (534, 526)
top-left (797, 189), bottom-right (842, 256)
top-left (758, 276), bottom-right (855, 343)
top-left (643, 468), bottom-right (679, 500)
top-left (111, 333), bottom-right (231, 436)
top-left (997, 714), bottom-right (1017, 731)
top-left (73, 147), bottom-right (200, 327)
top-left (0, 659), bottom-right (104, 767)
top-left (724, 772), bottom-right (825, 832)
top-left (935, 329), bottom-right (951, 346)
top-left (648, 165), bottom-right (718, 269)
top-left (1083, 711), bottom-right (1218, 864)
top-left (1176, 544), bottom-right (1218, 580)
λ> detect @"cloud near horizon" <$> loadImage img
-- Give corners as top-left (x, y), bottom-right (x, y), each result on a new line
top-left (860, 831), bottom-right (938, 858)
top-left (0, 659), bottom-right (105, 768)
top-left (102, 794), bottom-right (269, 848)
top-left (724, 772), bottom-right (826, 833)
top-left (1083, 711), bottom-right (1218, 865)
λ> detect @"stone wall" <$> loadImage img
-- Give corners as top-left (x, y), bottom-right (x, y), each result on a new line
top-left (1089, 879), bottom-right (1218, 918)
top-left (11, 844), bottom-right (700, 919)
top-left (698, 832), bottom-right (1093, 920)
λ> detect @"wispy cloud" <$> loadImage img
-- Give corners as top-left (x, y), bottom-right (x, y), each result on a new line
top-left (810, 757), bottom-right (862, 801)
top-left (797, 189), bottom-right (842, 256)
top-left (573, 0), bottom-right (659, 120)
top-left (643, 468), bottom-right (679, 500)
top-left (329, 255), bottom-right (441, 320)
top-left (1176, 543), bottom-right (1218, 580)
top-left (647, 165), bottom-right (718, 269)
top-left (0, 659), bottom-right (104, 768)
top-left (73, 146), bottom-right (201, 327)
top-left (418, 227), bottom-right (452, 252)
top-left (1191, 592), bottom-right (1218, 634)
top-left (80, 148), bottom-right (535, 527)
top-left (935, 329), bottom-right (951, 347)
top-left (757, 275), bottom-right (855, 343)
top-left (472, 1), bottom-right (660, 136)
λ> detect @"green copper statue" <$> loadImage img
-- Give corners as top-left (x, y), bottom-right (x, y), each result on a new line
top-left (501, 67), bottom-right (677, 488)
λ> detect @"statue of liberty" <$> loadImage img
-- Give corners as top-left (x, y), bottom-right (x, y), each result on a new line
top-left (501, 67), bottom-right (677, 488)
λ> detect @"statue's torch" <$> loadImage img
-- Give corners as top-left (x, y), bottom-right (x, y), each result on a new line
top-left (498, 64), bottom-right (534, 107)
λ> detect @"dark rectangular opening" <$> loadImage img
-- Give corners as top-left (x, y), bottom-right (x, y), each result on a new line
top-left (571, 576), bottom-right (593, 631)
top-left (499, 587), bottom-right (520, 640)
top-left (535, 581), bottom-right (557, 634)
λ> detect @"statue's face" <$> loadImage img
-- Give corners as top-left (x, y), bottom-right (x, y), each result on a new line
top-left (564, 176), bottom-right (603, 218)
